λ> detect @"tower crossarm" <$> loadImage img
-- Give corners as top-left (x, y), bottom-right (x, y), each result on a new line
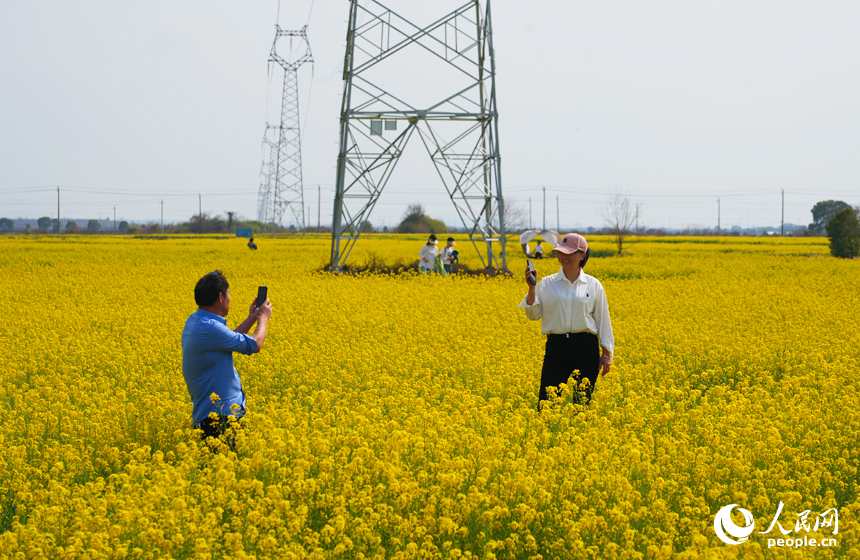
top-left (269, 25), bottom-right (314, 71)
top-left (351, 1), bottom-right (487, 81)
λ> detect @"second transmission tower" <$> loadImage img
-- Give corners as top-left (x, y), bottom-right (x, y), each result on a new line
top-left (256, 124), bottom-right (279, 227)
top-left (261, 25), bottom-right (313, 232)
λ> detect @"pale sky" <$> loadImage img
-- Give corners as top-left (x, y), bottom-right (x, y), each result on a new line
top-left (1, 0), bottom-right (858, 230)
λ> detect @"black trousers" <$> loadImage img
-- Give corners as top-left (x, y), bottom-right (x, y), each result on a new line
top-left (539, 332), bottom-right (600, 405)
top-left (194, 415), bottom-right (244, 444)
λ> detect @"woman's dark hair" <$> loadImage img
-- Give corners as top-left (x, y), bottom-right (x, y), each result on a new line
top-left (195, 270), bottom-right (229, 307)
top-left (580, 248), bottom-right (591, 269)
top-left (429, 234), bottom-right (437, 241)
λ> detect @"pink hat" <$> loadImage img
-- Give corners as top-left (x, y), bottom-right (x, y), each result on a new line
top-left (552, 233), bottom-right (588, 255)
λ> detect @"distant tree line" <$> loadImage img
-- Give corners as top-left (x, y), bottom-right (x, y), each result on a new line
top-left (0, 213), bottom-right (305, 235)
top-left (2, 199), bottom-right (858, 257)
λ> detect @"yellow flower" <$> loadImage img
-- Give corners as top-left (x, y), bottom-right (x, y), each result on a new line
top-left (0, 233), bottom-right (856, 559)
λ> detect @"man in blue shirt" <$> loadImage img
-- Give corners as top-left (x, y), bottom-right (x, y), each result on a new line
top-left (181, 270), bottom-right (272, 440)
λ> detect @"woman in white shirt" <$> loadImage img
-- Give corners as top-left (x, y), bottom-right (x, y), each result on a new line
top-left (519, 233), bottom-right (614, 406)
top-left (418, 234), bottom-right (439, 273)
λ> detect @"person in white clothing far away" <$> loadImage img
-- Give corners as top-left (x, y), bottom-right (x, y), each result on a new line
top-left (418, 234), bottom-right (439, 273)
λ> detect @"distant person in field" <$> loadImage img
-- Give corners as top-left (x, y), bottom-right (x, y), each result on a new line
top-left (419, 234), bottom-right (439, 273)
top-left (247, 237), bottom-right (257, 250)
top-left (181, 271), bottom-right (272, 441)
top-left (533, 240), bottom-right (544, 259)
top-left (440, 237), bottom-right (456, 274)
top-left (519, 233), bottom-right (614, 407)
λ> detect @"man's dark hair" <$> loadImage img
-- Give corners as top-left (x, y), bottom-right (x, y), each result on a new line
top-left (195, 271), bottom-right (229, 307)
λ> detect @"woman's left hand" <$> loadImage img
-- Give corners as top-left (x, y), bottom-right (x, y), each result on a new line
top-left (599, 355), bottom-right (611, 376)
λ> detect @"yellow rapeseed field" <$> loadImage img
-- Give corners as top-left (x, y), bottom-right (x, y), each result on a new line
top-left (0, 233), bottom-right (857, 559)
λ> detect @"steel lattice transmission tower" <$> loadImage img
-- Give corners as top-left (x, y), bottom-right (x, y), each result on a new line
top-left (257, 124), bottom-right (278, 224)
top-left (257, 25), bottom-right (313, 231)
top-left (329, 0), bottom-right (507, 271)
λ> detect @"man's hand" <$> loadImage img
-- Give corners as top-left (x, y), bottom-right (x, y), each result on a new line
top-left (251, 298), bottom-right (272, 353)
top-left (255, 298), bottom-right (273, 321)
top-left (599, 354), bottom-right (611, 376)
top-left (235, 298), bottom-right (266, 335)
top-left (525, 265), bottom-right (537, 305)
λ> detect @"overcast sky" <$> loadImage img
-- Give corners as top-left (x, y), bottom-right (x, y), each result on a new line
top-left (1, 0), bottom-right (858, 230)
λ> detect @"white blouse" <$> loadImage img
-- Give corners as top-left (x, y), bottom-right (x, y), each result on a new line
top-left (418, 244), bottom-right (438, 267)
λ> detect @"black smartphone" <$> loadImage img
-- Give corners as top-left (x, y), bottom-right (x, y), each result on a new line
top-left (255, 286), bottom-right (268, 309)
top-left (526, 260), bottom-right (536, 286)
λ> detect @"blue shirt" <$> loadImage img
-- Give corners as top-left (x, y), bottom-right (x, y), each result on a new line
top-left (181, 309), bottom-right (258, 425)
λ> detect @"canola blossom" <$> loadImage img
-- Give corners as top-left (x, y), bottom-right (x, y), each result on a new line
top-left (0, 234), bottom-right (857, 559)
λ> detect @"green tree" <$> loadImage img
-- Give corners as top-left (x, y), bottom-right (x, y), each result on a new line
top-left (226, 211), bottom-right (235, 230)
top-left (65, 220), bottom-right (77, 230)
top-left (37, 216), bottom-right (52, 230)
top-left (826, 208), bottom-right (860, 258)
top-left (396, 204), bottom-right (448, 234)
top-left (0, 218), bottom-right (13, 231)
top-left (809, 200), bottom-right (850, 233)
top-left (361, 220), bottom-right (374, 233)
top-left (119, 221), bottom-right (129, 233)
top-left (176, 213), bottom-right (226, 234)
top-left (87, 219), bottom-right (101, 232)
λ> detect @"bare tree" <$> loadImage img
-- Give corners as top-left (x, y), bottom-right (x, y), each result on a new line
top-left (404, 203), bottom-right (425, 218)
top-left (598, 191), bottom-right (643, 255)
top-left (501, 197), bottom-right (529, 232)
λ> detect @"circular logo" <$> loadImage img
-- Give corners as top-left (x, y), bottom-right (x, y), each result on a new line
top-left (714, 504), bottom-right (755, 545)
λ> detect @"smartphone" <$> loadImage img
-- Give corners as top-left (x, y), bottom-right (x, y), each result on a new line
top-left (255, 286), bottom-right (268, 309)
top-left (526, 260), bottom-right (536, 286)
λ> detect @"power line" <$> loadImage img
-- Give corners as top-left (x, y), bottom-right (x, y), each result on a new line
top-left (0, 187), bottom-right (56, 194)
